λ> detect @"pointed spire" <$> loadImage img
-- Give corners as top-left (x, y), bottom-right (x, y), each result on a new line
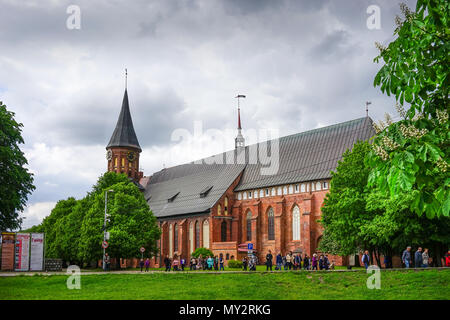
top-left (235, 94), bottom-right (246, 149)
top-left (106, 88), bottom-right (142, 152)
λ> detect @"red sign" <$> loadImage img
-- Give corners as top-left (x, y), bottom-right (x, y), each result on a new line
top-left (102, 241), bottom-right (108, 249)
top-left (140, 247), bottom-right (145, 253)
top-left (1, 232), bottom-right (15, 271)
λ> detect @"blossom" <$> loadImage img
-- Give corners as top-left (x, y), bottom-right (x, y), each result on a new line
top-left (436, 109), bottom-right (448, 125)
top-left (399, 123), bottom-right (428, 139)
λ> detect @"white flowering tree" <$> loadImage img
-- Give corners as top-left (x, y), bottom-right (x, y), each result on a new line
top-left (368, 0), bottom-right (449, 218)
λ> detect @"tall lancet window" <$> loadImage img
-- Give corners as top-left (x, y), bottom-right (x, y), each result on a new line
top-left (292, 205), bottom-right (301, 241)
top-left (189, 222), bottom-right (194, 253)
top-left (268, 208), bottom-right (275, 240)
top-left (203, 219), bottom-right (210, 248)
top-left (246, 211), bottom-right (252, 241)
top-left (169, 224), bottom-right (173, 257)
top-left (221, 221), bottom-right (227, 242)
top-left (195, 221), bottom-right (200, 249)
top-left (174, 223), bottom-right (178, 252)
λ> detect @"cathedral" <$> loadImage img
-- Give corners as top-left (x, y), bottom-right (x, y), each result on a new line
top-left (106, 88), bottom-right (375, 267)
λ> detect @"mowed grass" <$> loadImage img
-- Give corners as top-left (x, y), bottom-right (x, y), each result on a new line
top-left (0, 269), bottom-right (449, 300)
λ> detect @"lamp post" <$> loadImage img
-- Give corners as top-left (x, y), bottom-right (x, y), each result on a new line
top-left (103, 189), bottom-right (114, 271)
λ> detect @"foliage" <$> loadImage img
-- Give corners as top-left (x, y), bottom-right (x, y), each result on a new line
top-left (0, 102), bottom-right (35, 231)
top-left (191, 247), bottom-right (214, 258)
top-left (320, 140), bottom-right (450, 265)
top-left (370, 0), bottom-right (449, 218)
top-left (27, 172), bottom-right (160, 264)
top-left (227, 259), bottom-right (243, 269)
top-left (320, 141), bottom-right (373, 256)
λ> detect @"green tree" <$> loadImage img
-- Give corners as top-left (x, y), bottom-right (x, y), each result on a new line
top-left (0, 101), bottom-right (35, 231)
top-left (79, 174), bottom-right (160, 264)
top-left (191, 247), bottom-right (214, 258)
top-left (320, 141), bottom-right (375, 258)
top-left (369, 0), bottom-right (449, 218)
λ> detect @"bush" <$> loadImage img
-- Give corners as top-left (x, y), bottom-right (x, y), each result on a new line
top-left (227, 260), bottom-right (243, 269)
top-left (191, 247), bottom-right (214, 258)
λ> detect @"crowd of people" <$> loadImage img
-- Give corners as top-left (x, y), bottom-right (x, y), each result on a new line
top-left (148, 247), bottom-right (450, 272)
top-left (163, 254), bottom-right (225, 272)
top-left (263, 250), bottom-right (335, 271)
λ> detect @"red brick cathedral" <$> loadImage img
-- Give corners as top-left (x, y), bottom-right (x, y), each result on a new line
top-left (106, 89), bottom-right (375, 266)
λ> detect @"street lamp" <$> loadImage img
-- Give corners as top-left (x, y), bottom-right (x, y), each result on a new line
top-left (103, 189), bottom-right (114, 271)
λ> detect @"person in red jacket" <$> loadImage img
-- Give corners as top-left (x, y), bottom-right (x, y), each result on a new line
top-left (445, 250), bottom-right (450, 267)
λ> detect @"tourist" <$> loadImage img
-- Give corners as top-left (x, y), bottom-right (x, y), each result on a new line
top-left (323, 255), bottom-right (330, 270)
top-left (422, 248), bottom-right (429, 268)
top-left (139, 258), bottom-right (145, 272)
top-left (207, 256), bottom-right (214, 270)
top-left (282, 255), bottom-right (287, 270)
top-left (414, 247), bottom-right (423, 268)
top-left (219, 255), bottom-right (225, 271)
top-left (312, 253), bottom-right (318, 270)
top-left (104, 253), bottom-right (111, 271)
top-left (383, 255), bottom-right (392, 269)
top-left (144, 258), bottom-right (150, 272)
top-left (173, 255), bottom-right (180, 271)
top-left (286, 252), bottom-right (292, 270)
top-left (276, 252), bottom-right (282, 271)
top-left (402, 246), bottom-right (412, 268)
top-left (295, 253), bottom-right (302, 270)
top-left (266, 250), bottom-right (273, 271)
top-left (445, 249), bottom-right (450, 267)
top-left (362, 250), bottom-right (370, 269)
top-left (243, 256), bottom-right (248, 271)
top-left (180, 256), bottom-right (185, 271)
top-left (303, 254), bottom-right (310, 270)
top-left (329, 259), bottom-right (335, 270)
top-left (164, 254), bottom-right (171, 272)
top-left (249, 255), bottom-right (257, 271)
top-left (198, 255), bottom-right (203, 270)
top-left (319, 255), bottom-right (324, 270)
top-left (190, 256), bottom-right (196, 271)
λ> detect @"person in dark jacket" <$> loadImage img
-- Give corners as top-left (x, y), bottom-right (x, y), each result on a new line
top-left (383, 255), bottom-right (392, 269)
top-left (164, 255), bottom-right (171, 272)
top-left (362, 250), bottom-right (370, 269)
top-left (243, 256), bottom-right (248, 271)
top-left (402, 246), bottom-right (412, 268)
top-left (414, 247), bottom-right (423, 268)
top-left (276, 253), bottom-right (282, 271)
top-left (318, 255), bottom-right (324, 270)
top-left (303, 254), bottom-right (310, 270)
top-left (139, 258), bottom-right (145, 272)
top-left (266, 250), bottom-right (273, 271)
top-left (323, 255), bottom-right (330, 270)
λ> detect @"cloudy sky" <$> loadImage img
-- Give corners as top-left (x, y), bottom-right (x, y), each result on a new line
top-left (0, 0), bottom-right (416, 228)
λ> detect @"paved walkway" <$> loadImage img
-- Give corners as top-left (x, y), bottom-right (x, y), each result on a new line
top-left (1, 267), bottom-right (447, 277)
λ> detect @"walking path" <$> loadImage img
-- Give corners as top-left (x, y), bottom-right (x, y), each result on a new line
top-left (1, 267), bottom-right (447, 277)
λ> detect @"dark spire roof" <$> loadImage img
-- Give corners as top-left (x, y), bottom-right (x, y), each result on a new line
top-left (238, 107), bottom-right (242, 130)
top-left (106, 89), bottom-right (142, 152)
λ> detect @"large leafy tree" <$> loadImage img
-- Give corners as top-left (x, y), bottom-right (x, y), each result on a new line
top-left (79, 178), bottom-right (160, 263)
top-left (0, 102), bottom-right (35, 230)
top-left (369, 0), bottom-right (449, 218)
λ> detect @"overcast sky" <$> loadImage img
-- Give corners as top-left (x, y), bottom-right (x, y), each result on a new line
top-left (0, 0), bottom-right (417, 229)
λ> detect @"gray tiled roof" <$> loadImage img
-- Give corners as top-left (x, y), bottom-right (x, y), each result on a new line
top-left (234, 116), bottom-right (374, 191)
top-left (145, 117), bottom-right (374, 218)
top-left (106, 89), bottom-right (142, 152)
top-left (145, 164), bottom-right (245, 218)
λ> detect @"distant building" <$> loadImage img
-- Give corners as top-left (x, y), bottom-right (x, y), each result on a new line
top-left (106, 89), bottom-right (375, 267)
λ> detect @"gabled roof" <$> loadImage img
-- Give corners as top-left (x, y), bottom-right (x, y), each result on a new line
top-left (106, 89), bottom-right (142, 152)
top-left (144, 117), bottom-right (375, 218)
top-left (145, 164), bottom-right (245, 218)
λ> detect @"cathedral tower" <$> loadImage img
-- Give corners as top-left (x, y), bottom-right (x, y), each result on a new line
top-left (106, 88), bottom-right (143, 181)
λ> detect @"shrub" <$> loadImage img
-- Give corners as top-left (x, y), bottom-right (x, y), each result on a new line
top-left (191, 247), bottom-right (214, 258)
top-left (227, 259), bottom-right (243, 269)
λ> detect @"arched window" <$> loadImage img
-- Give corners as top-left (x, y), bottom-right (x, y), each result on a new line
top-left (217, 204), bottom-right (222, 216)
top-left (268, 208), bottom-right (275, 240)
top-left (221, 221), bottom-right (227, 242)
top-left (246, 211), bottom-right (252, 241)
top-left (169, 224), bottom-right (173, 257)
top-left (203, 220), bottom-right (210, 248)
top-left (189, 222), bottom-right (194, 253)
top-left (174, 223), bottom-right (178, 252)
top-left (195, 221), bottom-right (200, 249)
top-left (224, 197), bottom-right (228, 215)
top-left (292, 205), bottom-right (300, 241)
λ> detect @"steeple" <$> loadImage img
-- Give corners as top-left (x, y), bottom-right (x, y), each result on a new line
top-left (235, 95), bottom-right (245, 149)
top-left (106, 71), bottom-right (143, 181)
top-left (106, 89), bottom-right (141, 152)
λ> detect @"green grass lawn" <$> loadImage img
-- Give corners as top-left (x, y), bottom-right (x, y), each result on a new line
top-left (1, 269), bottom-right (448, 300)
